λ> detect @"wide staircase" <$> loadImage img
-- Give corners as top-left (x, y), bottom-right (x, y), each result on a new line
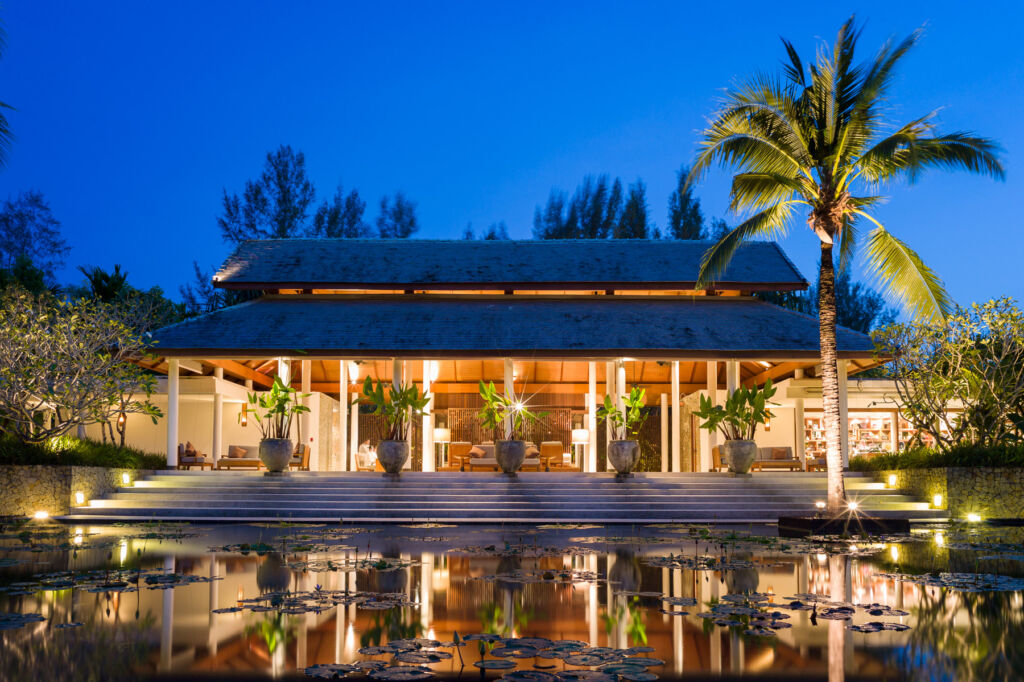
top-left (63, 471), bottom-right (944, 523)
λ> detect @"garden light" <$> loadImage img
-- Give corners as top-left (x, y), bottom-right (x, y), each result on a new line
top-left (74, 491), bottom-right (85, 506)
top-left (967, 513), bottom-right (982, 523)
top-left (932, 494), bottom-right (943, 508)
top-left (935, 532), bottom-right (945, 547)
top-left (815, 501), bottom-right (826, 510)
top-left (890, 545), bottom-right (899, 562)
top-left (33, 510), bottom-right (49, 520)
top-left (847, 501), bottom-right (859, 511)
top-left (121, 472), bottom-right (131, 486)
top-left (888, 474), bottom-right (897, 488)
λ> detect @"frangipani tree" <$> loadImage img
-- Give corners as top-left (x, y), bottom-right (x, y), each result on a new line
top-left (689, 19), bottom-right (1004, 512)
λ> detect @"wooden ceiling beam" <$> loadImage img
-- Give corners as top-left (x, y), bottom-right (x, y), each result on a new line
top-left (204, 358), bottom-right (274, 387)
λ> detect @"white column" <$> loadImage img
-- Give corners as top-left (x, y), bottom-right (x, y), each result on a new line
top-left (793, 368), bottom-right (806, 466)
top-left (670, 361), bottom-right (681, 472)
top-left (660, 394), bottom-right (669, 473)
top-left (300, 359), bottom-right (312, 460)
top-left (838, 360), bottom-right (850, 468)
top-left (208, 556), bottom-right (219, 655)
top-left (166, 359), bottom-right (179, 468)
top-left (212, 392), bottom-right (223, 465)
top-left (726, 360), bottom-right (740, 396)
top-left (704, 361), bottom-right (718, 471)
top-left (587, 361), bottom-right (598, 473)
top-left (422, 361), bottom-right (435, 472)
top-left (278, 357), bottom-right (291, 386)
top-left (420, 552), bottom-right (433, 630)
top-left (615, 359), bottom-right (626, 415)
top-left (350, 392), bottom-right (359, 464)
top-left (503, 358), bottom-right (514, 438)
top-left (338, 361), bottom-right (349, 472)
top-left (605, 361), bottom-right (614, 469)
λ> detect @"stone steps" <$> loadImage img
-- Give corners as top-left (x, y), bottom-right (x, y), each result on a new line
top-left (65, 471), bottom-right (942, 523)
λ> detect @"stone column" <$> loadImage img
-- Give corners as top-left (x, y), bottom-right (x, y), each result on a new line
top-left (671, 361), bottom-right (681, 472)
top-left (166, 359), bottom-right (179, 468)
top-left (838, 360), bottom-right (850, 467)
top-left (587, 361), bottom-right (598, 472)
top-left (338, 361), bottom-right (349, 471)
top-left (660, 393), bottom-right (669, 472)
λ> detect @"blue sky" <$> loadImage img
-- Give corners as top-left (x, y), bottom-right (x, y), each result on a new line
top-left (1, 1), bottom-right (1021, 307)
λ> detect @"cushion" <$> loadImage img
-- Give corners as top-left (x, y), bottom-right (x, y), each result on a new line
top-left (184, 441), bottom-right (197, 456)
top-left (469, 445), bottom-right (486, 458)
top-left (525, 446), bottom-right (540, 457)
top-left (772, 447), bottom-right (791, 460)
top-left (228, 445), bottom-right (248, 459)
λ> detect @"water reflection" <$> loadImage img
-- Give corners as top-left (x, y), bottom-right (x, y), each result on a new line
top-left (2, 522), bottom-right (1024, 680)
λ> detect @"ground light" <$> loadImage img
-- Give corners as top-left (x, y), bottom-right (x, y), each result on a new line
top-left (33, 510), bottom-right (49, 520)
top-left (121, 472), bottom-right (131, 486)
top-left (74, 491), bottom-right (85, 506)
top-left (815, 501), bottom-right (826, 510)
top-left (888, 474), bottom-right (897, 488)
top-left (847, 501), bottom-right (859, 511)
top-left (890, 544), bottom-right (899, 562)
top-left (967, 513), bottom-right (982, 523)
top-left (933, 494), bottom-right (943, 508)
top-left (935, 531), bottom-right (945, 546)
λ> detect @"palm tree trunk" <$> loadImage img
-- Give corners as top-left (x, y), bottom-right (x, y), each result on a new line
top-left (818, 242), bottom-right (847, 513)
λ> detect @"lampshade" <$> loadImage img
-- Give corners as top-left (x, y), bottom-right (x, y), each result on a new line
top-left (571, 428), bottom-right (589, 444)
top-left (433, 427), bottom-right (451, 443)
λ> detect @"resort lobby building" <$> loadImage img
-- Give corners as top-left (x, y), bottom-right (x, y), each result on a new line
top-left (92, 239), bottom-right (942, 473)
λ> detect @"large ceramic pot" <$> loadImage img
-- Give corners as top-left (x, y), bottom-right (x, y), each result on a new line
top-left (608, 439), bottom-right (640, 477)
top-left (720, 439), bottom-right (757, 474)
top-left (495, 440), bottom-right (526, 475)
top-left (259, 438), bottom-right (293, 473)
top-left (377, 440), bottom-right (410, 475)
top-left (256, 553), bottom-right (292, 594)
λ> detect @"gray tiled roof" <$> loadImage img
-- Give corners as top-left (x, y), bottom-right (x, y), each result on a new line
top-left (152, 295), bottom-right (873, 358)
top-left (213, 239), bottom-right (807, 289)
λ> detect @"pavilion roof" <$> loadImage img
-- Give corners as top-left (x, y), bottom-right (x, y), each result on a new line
top-left (212, 239), bottom-right (808, 291)
top-left (150, 294), bottom-right (873, 359)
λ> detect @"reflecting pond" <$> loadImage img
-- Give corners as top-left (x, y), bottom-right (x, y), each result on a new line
top-left (2, 520), bottom-right (1024, 680)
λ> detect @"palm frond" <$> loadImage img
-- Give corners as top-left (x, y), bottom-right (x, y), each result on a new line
top-left (860, 216), bottom-right (951, 321)
top-left (859, 121), bottom-right (1005, 183)
top-left (696, 201), bottom-right (797, 289)
top-left (729, 172), bottom-right (812, 212)
top-left (780, 38), bottom-right (805, 87)
top-left (835, 216), bottom-right (859, 274)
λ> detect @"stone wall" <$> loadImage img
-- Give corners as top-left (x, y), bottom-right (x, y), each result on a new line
top-left (0, 466), bottom-right (154, 517)
top-left (877, 467), bottom-right (1024, 520)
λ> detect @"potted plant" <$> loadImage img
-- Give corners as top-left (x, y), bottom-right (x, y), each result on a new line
top-left (477, 380), bottom-right (546, 475)
top-left (694, 379), bottom-right (776, 474)
top-left (244, 377), bottom-right (310, 473)
top-left (359, 377), bottom-right (430, 476)
top-left (597, 387), bottom-right (649, 477)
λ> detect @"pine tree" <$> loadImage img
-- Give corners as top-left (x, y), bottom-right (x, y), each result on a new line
top-left (313, 185), bottom-right (370, 238)
top-left (376, 192), bottom-right (419, 238)
top-left (218, 145), bottom-right (316, 243)
top-left (667, 165), bottom-right (705, 239)
top-left (615, 180), bottom-right (650, 239)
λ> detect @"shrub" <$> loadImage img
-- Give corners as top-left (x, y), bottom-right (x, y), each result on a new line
top-left (849, 443), bottom-right (1024, 471)
top-left (0, 436), bottom-right (166, 469)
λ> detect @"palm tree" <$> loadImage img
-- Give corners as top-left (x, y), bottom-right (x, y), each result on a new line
top-left (689, 19), bottom-right (1004, 513)
top-left (0, 22), bottom-right (13, 168)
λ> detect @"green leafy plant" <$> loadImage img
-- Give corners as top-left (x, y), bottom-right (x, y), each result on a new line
top-left (243, 376), bottom-right (310, 440)
top-left (359, 376), bottom-right (430, 441)
top-left (597, 387), bottom-right (650, 439)
top-left (476, 381), bottom-right (546, 441)
top-left (694, 380), bottom-right (776, 441)
top-left (849, 443), bottom-right (1024, 471)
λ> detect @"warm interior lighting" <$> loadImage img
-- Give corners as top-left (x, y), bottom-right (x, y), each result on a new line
top-left (888, 474), bottom-right (897, 488)
top-left (432, 427), bottom-right (451, 443)
top-left (816, 553), bottom-right (827, 563)
top-left (240, 403), bottom-right (248, 426)
top-left (847, 501), bottom-right (859, 511)
top-left (33, 510), bottom-right (49, 520)
top-left (74, 491), bottom-right (85, 506)
top-left (571, 428), bottom-right (589, 444)
top-left (932, 494), bottom-right (943, 508)
top-left (121, 472), bottom-right (131, 486)
top-left (757, 360), bottom-right (772, 369)
top-left (117, 413), bottom-right (125, 426)
top-left (967, 513), bottom-right (982, 523)
top-left (512, 401), bottom-right (524, 412)
top-left (764, 413), bottom-right (771, 431)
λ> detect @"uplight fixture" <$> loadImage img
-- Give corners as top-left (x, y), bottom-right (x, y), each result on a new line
top-left (847, 501), bottom-right (859, 512)
top-left (889, 545), bottom-right (899, 562)
top-left (240, 404), bottom-right (248, 427)
top-left (935, 532), bottom-right (945, 547)
top-left (117, 413), bottom-right (125, 426)
top-left (121, 472), bottom-right (131, 486)
top-left (74, 491), bottom-right (85, 506)
top-left (815, 501), bottom-right (826, 510)
top-left (33, 510), bottom-right (49, 520)
top-left (888, 474), bottom-right (897, 488)
top-left (967, 513), bottom-right (982, 523)
top-left (932, 494), bottom-right (943, 509)
top-left (512, 401), bottom-right (525, 412)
